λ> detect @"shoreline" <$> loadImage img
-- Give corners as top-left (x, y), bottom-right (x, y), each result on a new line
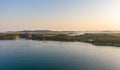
top-left (0, 38), bottom-right (120, 47)
top-left (1, 33), bottom-right (120, 47)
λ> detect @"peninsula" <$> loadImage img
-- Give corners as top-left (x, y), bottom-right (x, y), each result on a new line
top-left (1, 30), bottom-right (120, 47)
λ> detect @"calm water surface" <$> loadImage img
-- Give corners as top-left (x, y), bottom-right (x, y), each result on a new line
top-left (0, 39), bottom-right (120, 70)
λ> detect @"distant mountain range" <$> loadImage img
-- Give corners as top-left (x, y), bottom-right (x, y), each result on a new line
top-left (5, 30), bottom-right (120, 35)
top-left (7, 30), bottom-right (75, 34)
top-left (18, 30), bottom-right (52, 32)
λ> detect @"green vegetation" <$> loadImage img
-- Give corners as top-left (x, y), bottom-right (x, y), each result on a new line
top-left (29, 33), bottom-right (120, 47)
top-left (47, 34), bottom-right (75, 41)
top-left (0, 34), bottom-right (20, 40)
top-left (29, 34), bottom-right (74, 41)
top-left (75, 33), bottom-right (120, 46)
top-left (1, 33), bottom-right (120, 47)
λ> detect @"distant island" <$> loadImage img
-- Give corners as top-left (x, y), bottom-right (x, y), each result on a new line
top-left (1, 30), bottom-right (120, 47)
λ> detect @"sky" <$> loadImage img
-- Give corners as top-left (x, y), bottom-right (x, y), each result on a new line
top-left (0, 0), bottom-right (120, 32)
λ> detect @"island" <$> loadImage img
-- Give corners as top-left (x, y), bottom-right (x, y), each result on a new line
top-left (1, 32), bottom-right (120, 47)
top-left (23, 33), bottom-right (120, 47)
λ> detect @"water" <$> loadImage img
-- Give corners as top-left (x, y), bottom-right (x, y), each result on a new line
top-left (0, 39), bottom-right (120, 70)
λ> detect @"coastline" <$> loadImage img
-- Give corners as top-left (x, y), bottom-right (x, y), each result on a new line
top-left (1, 33), bottom-right (120, 47)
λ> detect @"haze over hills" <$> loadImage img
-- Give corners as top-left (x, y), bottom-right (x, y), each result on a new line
top-left (7, 30), bottom-right (76, 34)
top-left (4, 30), bottom-right (120, 35)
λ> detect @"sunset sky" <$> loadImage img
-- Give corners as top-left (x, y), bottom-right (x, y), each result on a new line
top-left (0, 0), bottom-right (120, 32)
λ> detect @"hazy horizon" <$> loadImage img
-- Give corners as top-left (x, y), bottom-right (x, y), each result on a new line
top-left (1, 0), bottom-right (120, 32)
top-left (2, 29), bottom-right (120, 33)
